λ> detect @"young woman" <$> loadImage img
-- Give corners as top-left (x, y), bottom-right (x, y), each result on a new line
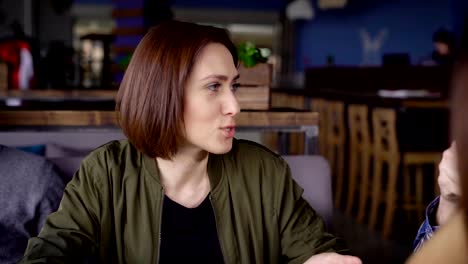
top-left (21, 21), bottom-right (360, 264)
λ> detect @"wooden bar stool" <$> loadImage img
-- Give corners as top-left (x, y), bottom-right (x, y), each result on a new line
top-left (346, 104), bottom-right (372, 223)
top-left (310, 98), bottom-right (328, 158)
top-left (402, 153), bottom-right (441, 221)
top-left (269, 93), bottom-right (307, 154)
top-left (369, 108), bottom-right (400, 238)
top-left (370, 108), bottom-right (441, 238)
top-left (325, 101), bottom-right (346, 208)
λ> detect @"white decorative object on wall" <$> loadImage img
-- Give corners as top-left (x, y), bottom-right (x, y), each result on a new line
top-left (318, 0), bottom-right (348, 9)
top-left (359, 28), bottom-right (389, 65)
top-left (286, 0), bottom-right (315, 20)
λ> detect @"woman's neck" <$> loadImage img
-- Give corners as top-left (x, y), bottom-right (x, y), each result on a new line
top-left (156, 146), bottom-right (211, 208)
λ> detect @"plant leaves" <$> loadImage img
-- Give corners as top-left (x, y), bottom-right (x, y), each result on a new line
top-left (237, 41), bottom-right (269, 68)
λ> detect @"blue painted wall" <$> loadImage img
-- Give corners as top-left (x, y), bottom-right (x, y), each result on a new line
top-left (296, 0), bottom-right (451, 70)
top-left (74, 0), bottom-right (112, 4)
top-left (173, 0), bottom-right (284, 10)
top-left (76, 0), bottom-right (285, 10)
top-left (77, 0), bottom-right (464, 70)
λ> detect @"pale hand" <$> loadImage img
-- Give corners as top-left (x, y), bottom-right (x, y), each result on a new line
top-left (437, 142), bottom-right (459, 226)
top-left (304, 253), bottom-right (362, 264)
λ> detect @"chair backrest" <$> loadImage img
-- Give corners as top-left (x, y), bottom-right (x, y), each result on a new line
top-left (324, 101), bottom-right (346, 208)
top-left (282, 155), bottom-right (333, 225)
top-left (372, 108), bottom-right (399, 160)
top-left (346, 104), bottom-right (373, 217)
top-left (326, 101), bottom-right (346, 146)
top-left (369, 108), bottom-right (401, 237)
top-left (348, 104), bottom-right (371, 151)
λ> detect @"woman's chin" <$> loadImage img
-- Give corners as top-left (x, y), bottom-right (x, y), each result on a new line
top-left (208, 141), bottom-right (233, 154)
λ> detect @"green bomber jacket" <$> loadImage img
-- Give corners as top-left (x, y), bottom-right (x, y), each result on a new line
top-left (21, 139), bottom-right (346, 263)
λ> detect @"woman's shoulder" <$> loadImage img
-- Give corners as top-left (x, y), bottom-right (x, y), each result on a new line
top-left (81, 139), bottom-right (142, 171)
top-left (71, 139), bottom-right (145, 191)
top-left (232, 139), bottom-right (284, 161)
top-left (228, 139), bottom-right (289, 175)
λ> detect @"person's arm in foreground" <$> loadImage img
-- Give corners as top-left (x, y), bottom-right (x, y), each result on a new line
top-left (414, 142), bottom-right (459, 250)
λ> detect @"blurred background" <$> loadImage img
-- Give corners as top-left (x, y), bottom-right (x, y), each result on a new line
top-left (1, 0), bottom-right (465, 89)
top-left (0, 0), bottom-right (467, 263)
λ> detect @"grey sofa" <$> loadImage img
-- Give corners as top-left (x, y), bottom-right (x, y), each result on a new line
top-left (0, 131), bottom-right (332, 223)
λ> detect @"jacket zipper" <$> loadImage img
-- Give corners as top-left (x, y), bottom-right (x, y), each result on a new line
top-left (209, 194), bottom-right (227, 264)
top-left (156, 187), bottom-right (164, 264)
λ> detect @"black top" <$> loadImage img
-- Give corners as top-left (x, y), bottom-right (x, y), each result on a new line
top-left (159, 194), bottom-right (224, 263)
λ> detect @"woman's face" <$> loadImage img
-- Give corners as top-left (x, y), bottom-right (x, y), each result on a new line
top-left (182, 43), bottom-right (240, 154)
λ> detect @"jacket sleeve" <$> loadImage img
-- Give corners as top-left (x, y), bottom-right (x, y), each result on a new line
top-left (276, 161), bottom-right (348, 264)
top-left (19, 157), bottom-right (105, 263)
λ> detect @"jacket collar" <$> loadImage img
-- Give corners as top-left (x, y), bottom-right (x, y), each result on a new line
top-left (141, 148), bottom-right (225, 191)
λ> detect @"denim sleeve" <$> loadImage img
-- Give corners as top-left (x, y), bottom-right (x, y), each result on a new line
top-left (413, 196), bottom-right (440, 251)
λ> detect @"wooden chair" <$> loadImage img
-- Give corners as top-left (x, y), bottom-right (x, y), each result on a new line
top-left (325, 101), bottom-right (346, 208)
top-left (370, 108), bottom-right (441, 238)
top-left (346, 104), bottom-right (372, 223)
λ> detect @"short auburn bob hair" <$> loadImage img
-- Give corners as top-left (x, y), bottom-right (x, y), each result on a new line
top-left (116, 20), bottom-right (238, 159)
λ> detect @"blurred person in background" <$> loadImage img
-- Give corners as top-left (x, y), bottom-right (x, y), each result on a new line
top-left (431, 28), bottom-right (456, 65)
top-left (420, 28), bottom-right (456, 66)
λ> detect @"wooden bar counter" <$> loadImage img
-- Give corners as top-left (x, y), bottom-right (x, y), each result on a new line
top-left (0, 109), bottom-right (319, 155)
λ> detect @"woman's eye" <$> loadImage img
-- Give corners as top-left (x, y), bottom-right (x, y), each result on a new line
top-left (231, 83), bottom-right (241, 92)
top-left (207, 83), bottom-right (221, 91)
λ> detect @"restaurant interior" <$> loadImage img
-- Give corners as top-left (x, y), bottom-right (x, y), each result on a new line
top-left (1, 0), bottom-right (467, 263)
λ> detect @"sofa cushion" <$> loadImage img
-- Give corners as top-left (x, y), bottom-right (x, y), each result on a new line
top-left (16, 144), bottom-right (46, 156)
top-left (46, 143), bottom-right (94, 159)
top-left (282, 155), bottom-right (333, 225)
top-left (47, 157), bottom-right (85, 183)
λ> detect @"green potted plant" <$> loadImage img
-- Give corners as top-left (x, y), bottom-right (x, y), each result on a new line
top-left (237, 42), bottom-right (272, 87)
top-left (237, 41), bottom-right (268, 68)
top-left (235, 42), bottom-right (272, 110)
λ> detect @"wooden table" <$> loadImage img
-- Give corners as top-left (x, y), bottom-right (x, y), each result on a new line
top-left (0, 110), bottom-right (319, 154)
